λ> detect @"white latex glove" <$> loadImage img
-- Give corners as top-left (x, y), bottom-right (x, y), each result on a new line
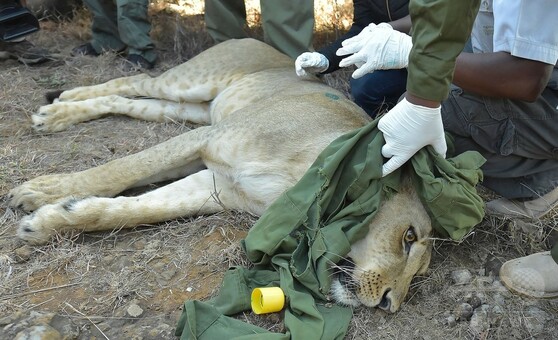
top-left (337, 24), bottom-right (412, 79)
top-left (336, 22), bottom-right (393, 59)
top-left (378, 98), bottom-right (447, 177)
top-left (295, 52), bottom-right (329, 77)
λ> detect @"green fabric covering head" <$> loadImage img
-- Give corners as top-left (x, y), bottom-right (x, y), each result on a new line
top-left (176, 119), bottom-right (486, 339)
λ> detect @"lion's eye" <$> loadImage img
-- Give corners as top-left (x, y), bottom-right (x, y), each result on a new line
top-left (404, 227), bottom-right (417, 243)
top-left (403, 227), bottom-right (417, 254)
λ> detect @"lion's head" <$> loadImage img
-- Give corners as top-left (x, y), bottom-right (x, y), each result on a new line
top-left (331, 185), bottom-right (432, 312)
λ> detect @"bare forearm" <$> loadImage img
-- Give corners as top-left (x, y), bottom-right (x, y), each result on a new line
top-left (454, 52), bottom-right (553, 102)
top-left (389, 15), bottom-right (412, 34)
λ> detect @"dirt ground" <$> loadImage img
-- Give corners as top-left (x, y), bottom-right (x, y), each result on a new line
top-left (1, 1), bottom-right (557, 339)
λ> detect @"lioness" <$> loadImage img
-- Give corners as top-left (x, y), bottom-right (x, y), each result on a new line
top-left (8, 38), bottom-right (432, 312)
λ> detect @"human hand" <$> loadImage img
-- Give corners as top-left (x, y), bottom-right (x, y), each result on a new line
top-left (337, 24), bottom-right (412, 79)
top-left (295, 52), bottom-right (329, 77)
top-left (378, 98), bottom-right (447, 177)
top-left (337, 23), bottom-right (393, 58)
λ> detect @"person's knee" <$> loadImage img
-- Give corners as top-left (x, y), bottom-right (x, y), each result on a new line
top-left (350, 76), bottom-right (387, 118)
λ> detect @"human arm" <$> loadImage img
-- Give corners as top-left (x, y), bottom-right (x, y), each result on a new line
top-left (454, 51), bottom-right (554, 103)
top-left (379, 0), bottom-right (481, 176)
top-left (458, 0), bottom-right (558, 101)
top-left (386, 15), bottom-right (412, 34)
top-left (298, 0), bottom-right (412, 76)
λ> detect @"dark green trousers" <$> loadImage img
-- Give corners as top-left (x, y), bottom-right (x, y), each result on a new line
top-left (84, 0), bottom-right (156, 63)
top-left (204, 0), bottom-right (314, 59)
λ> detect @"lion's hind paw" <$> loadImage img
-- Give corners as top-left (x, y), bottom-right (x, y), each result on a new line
top-left (17, 214), bottom-right (54, 245)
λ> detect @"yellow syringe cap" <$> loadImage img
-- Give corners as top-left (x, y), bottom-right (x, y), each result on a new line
top-left (251, 287), bottom-right (285, 314)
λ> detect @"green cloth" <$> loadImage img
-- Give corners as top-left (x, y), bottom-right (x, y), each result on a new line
top-left (204, 0), bottom-right (314, 59)
top-left (176, 268), bottom-right (352, 340)
top-left (176, 119), bottom-right (486, 339)
top-left (407, 0), bottom-right (480, 101)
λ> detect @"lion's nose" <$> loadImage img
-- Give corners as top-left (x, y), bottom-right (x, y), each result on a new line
top-left (378, 289), bottom-right (392, 311)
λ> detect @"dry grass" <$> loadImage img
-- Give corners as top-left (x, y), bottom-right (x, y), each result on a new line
top-left (1, 1), bottom-right (557, 339)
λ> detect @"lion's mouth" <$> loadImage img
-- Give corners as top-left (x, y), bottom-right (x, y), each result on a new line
top-left (330, 258), bottom-right (361, 307)
top-left (337, 258), bottom-right (358, 294)
top-left (333, 258), bottom-right (394, 312)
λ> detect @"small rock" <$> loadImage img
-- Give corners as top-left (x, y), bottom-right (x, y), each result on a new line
top-left (451, 269), bottom-right (473, 285)
top-left (0, 311), bottom-right (24, 326)
top-left (524, 306), bottom-right (550, 334)
top-left (14, 245), bottom-right (34, 262)
top-left (489, 305), bottom-right (504, 325)
top-left (132, 239), bottom-right (146, 250)
top-left (491, 305), bottom-right (503, 314)
top-left (446, 315), bottom-right (457, 327)
top-left (454, 303), bottom-right (474, 321)
top-left (50, 314), bottom-right (79, 339)
top-left (101, 255), bottom-right (115, 264)
top-left (493, 293), bottom-right (506, 306)
top-left (512, 220), bottom-right (544, 243)
top-left (464, 293), bottom-right (482, 309)
top-left (147, 323), bottom-right (174, 338)
top-left (14, 325), bottom-right (61, 340)
top-left (492, 279), bottom-right (506, 290)
top-left (470, 308), bottom-right (490, 335)
top-left (127, 303), bottom-right (144, 318)
top-left (484, 257), bottom-right (503, 277)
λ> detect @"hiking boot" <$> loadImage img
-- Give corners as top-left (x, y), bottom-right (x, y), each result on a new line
top-left (499, 251), bottom-right (558, 298)
top-left (122, 54), bottom-right (154, 72)
top-left (485, 186), bottom-right (558, 220)
top-left (71, 42), bottom-right (100, 56)
top-left (0, 39), bottom-right (52, 64)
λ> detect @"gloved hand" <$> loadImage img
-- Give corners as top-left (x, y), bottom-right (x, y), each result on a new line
top-left (295, 52), bottom-right (329, 77)
top-left (336, 22), bottom-right (393, 58)
top-left (378, 97), bottom-right (447, 177)
top-left (337, 23), bottom-right (412, 79)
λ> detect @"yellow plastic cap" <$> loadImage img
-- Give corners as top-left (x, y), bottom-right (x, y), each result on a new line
top-left (251, 287), bottom-right (285, 314)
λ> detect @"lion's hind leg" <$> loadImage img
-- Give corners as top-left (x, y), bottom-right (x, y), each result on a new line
top-left (33, 95), bottom-right (211, 132)
top-left (58, 39), bottom-right (293, 104)
top-left (16, 170), bottom-right (241, 244)
top-left (56, 74), bottom-right (151, 102)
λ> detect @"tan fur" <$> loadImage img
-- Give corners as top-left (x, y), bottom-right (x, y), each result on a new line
top-left (8, 39), bottom-right (432, 312)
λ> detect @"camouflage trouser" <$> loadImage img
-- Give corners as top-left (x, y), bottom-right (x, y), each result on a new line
top-left (204, 0), bottom-right (314, 59)
top-left (83, 0), bottom-right (156, 63)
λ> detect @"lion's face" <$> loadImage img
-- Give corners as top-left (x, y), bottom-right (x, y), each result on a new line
top-left (331, 187), bottom-right (432, 312)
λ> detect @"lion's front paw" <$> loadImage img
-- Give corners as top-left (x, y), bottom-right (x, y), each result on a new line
top-left (9, 174), bottom-right (74, 212)
top-left (32, 104), bottom-right (75, 132)
top-left (17, 214), bottom-right (55, 245)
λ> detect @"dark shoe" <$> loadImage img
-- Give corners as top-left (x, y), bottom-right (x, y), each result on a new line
top-left (123, 54), bottom-right (154, 71)
top-left (485, 187), bottom-right (558, 220)
top-left (71, 42), bottom-right (100, 56)
top-left (0, 39), bottom-right (53, 64)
